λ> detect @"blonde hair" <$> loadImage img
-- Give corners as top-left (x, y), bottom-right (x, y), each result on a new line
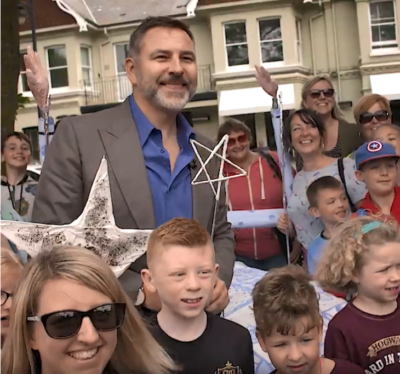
top-left (315, 217), bottom-right (400, 293)
top-left (1, 246), bottom-right (175, 374)
top-left (1, 247), bottom-right (24, 273)
top-left (301, 76), bottom-right (344, 121)
top-left (353, 94), bottom-right (392, 127)
top-left (252, 265), bottom-right (322, 337)
top-left (147, 218), bottom-right (212, 267)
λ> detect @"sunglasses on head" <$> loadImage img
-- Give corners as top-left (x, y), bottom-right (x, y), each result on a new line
top-left (309, 89), bottom-right (335, 99)
top-left (359, 110), bottom-right (390, 126)
top-left (227, 134), bottom-right (247, 147)
top-left (27, 303), bottom-right (126, 339)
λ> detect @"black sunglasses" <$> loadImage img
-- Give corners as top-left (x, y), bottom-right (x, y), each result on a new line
top-left (27, 303), bottom-right (126, 339)
top-left (309, 89), bottom-right (335, 99)
top-left (359, 110), bottom-right (390, 125)
top-left (1, 291), bottom-right (12, 306)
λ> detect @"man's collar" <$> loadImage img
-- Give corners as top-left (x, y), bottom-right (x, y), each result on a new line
top-left (129, 95), bottom-right (195, 147)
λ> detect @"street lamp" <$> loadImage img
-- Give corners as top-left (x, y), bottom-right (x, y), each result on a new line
top-left (18, 0), bottom-right (37, 52)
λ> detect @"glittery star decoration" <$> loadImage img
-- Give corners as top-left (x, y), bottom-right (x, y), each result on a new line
top-left (190, 135), bottom-right (246, 236)
top-left (0, 158), bottom-right (152, 278)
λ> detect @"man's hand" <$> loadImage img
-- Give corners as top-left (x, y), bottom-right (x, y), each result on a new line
top-left (255, 65), bottom-right (278, 98)
top-left (142, 282), bottom-right (162, 311)
top-left (206, 278), bottom-right (230, 314)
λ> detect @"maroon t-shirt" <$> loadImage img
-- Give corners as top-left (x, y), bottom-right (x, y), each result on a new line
top-left (269, 358), bottom-right (364, 373)
top-left (324, 297), bottom-right (400, 373)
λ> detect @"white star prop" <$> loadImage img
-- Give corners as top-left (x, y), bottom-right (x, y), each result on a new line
top-left (191, 134), bottom-right (247, 236)
top-left (0, 158), bottom-right (152, 278)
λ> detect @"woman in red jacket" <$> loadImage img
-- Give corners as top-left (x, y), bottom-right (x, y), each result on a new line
top-left (217, 119), bottom-right (301, 271)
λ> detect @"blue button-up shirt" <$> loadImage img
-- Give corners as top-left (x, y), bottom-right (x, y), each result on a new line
top-left (129, 95), bottom-right (194, 227)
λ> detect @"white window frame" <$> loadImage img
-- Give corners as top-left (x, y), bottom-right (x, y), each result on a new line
top-left (46, 45), bottom-right (69, 89)
top-left (19, 50), bottom-right (30, 93)
top-left (258, 17), bottom-right (285, 66)
top-left (223, 21), bottom-right (250, 71)
top-left (113, 43), bottom-right (131, 101)
top-left (296, 19), bottom-right (302, 63)
top-left (368, 0), bottom-right (398, 51)
top-left (80, 45), bottom-right (93, 89)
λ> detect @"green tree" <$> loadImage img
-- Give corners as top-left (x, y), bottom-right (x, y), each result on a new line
top-left (1, 0), bottom-right (20, 138)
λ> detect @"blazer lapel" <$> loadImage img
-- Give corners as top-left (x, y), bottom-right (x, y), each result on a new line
top-left (191, 145), bottom-right (215, 230)
top-left (98, 100), bottom-right (155, 229)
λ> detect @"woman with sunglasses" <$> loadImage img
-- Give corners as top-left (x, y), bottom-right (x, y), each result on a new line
top-left (1, 247), bottom-right (24, 348)
top-left (297, 76), bottom-right (363, 170)
top-left (1, 246), bottom-right (174, 374)
top-left (352, 94), bottom-right (393, 147)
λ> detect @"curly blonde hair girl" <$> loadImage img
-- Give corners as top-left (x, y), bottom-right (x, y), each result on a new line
top-left (315, 217), bottom-right (400, 293)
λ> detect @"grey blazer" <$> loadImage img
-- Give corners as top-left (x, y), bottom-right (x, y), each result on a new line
top-left (32, 99), bottom-right (235, 301)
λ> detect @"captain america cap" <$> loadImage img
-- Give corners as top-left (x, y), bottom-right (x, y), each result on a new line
top-left (355, 141), bottom-right (399, 170)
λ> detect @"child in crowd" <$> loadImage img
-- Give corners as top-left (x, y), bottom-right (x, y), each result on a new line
top-left (315, 217), bottom-right (400, 373)
top-left (354, 141), bottom-right (400, 224)
top-left (141, 218), bottom-right (255, 374)
top-left (1, 132), bottom-right (38, 222)
top-left (306, 176), bottom-right (349, 275)
top-left (1, 247), bottom-right (24, 348)
top-left (252, 265), bottom-right (364, 374)
top-left (373, 124), bottom-right (400, 185)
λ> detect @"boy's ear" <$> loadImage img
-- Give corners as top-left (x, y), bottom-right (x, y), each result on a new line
top-left (355, 170), bottom-right (364, 183)
top-left (141, 269), bottom-right (156, 293)
top-left (256, 330), bottom-right (268, 353)
top-left (215, 263), bottom-right (220, 277)
top-left (309, 206), bottom-right (320, 219)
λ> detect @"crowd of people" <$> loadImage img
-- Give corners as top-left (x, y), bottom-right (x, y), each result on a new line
top-left (1, 14), bottom-right (400, 374)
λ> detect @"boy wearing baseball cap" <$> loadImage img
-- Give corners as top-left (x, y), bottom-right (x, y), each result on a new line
top-left (353, 141), bottom-right (400, 224)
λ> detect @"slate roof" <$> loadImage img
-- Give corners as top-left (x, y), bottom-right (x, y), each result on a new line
top-left (62, 0), bottom-right (191, 26)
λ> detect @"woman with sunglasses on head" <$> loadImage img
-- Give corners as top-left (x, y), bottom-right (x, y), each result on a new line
top-left (297, 76), bottom-right (363, 171)
top-left (1, 247), bottom-right (24, 348)
top-left (1, 246), bottom-right (174, 374)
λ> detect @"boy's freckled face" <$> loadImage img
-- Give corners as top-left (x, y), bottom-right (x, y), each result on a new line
top-left (256, 318), bottom-right (322, 374)
top-left (356, 158), bottom-right (398, 195)
top-left (149, 244), bottom-right (217, 318)
top-left (310, 188), bottom-right (349, 226)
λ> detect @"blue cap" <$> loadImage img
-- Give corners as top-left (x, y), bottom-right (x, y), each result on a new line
top-left (355, 141), bottom-right (399, 170)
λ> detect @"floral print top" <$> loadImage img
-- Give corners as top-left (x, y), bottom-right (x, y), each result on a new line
top-left (287, 158), bottom-right (367, 248)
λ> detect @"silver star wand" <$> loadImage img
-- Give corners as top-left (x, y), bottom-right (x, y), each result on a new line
top-left (190, 135), bottom-right (247, 238)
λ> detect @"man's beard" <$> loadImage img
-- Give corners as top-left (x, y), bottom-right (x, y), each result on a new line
top-left (135, 71), bottom-right (196, 112)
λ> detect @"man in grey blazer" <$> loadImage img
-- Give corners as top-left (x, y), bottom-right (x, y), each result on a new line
top-left (32, 16), bottom-right (235, 314)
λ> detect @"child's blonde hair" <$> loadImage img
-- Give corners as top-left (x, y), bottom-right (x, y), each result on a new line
top-left (1, 247), bottom-right (24, 273)
top-left (315, 217), bottom-right (400, 292)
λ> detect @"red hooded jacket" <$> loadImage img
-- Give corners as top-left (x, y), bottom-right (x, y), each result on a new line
top-left (224, 152), bottom-right (285, 260)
